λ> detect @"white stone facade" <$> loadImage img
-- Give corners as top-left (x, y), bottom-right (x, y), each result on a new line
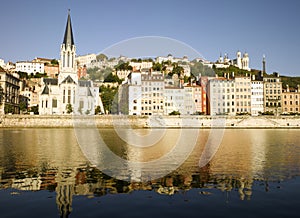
top-left (16, 61), bottom-right (44, 75)
top-left (251, 80), bottom-right (264, 116)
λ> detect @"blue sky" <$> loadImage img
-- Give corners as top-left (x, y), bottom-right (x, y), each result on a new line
top-left (0, 0), bottom-right (299, 76)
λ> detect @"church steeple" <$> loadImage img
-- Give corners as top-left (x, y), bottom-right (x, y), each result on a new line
top-left (59, 10), bottom-right (76, 75)
top-left (63, 10), bottom-right (74, 46)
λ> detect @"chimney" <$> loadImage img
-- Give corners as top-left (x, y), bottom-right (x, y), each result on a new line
top-left (252, 74), bottom-right (255, 81)
top-left (286, 84), bottom-right (289, 92)
top-left (232, 71), bottom-right (235, 78)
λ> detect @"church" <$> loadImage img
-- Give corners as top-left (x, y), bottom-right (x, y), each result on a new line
top-left (39, 11), bottom-right (100, 115)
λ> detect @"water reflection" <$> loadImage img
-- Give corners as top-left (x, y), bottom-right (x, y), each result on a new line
top-left (0, 129), bottom-right (300, 217)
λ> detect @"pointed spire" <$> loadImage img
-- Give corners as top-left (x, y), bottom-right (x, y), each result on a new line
top-left (63, 9), bottom-right (75, 46)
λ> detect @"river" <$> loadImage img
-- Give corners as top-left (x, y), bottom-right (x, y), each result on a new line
top-left (0, 128), bottom-right (300, 217)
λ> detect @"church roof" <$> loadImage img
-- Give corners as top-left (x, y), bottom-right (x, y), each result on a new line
top-left (61, 75), bottom-right (76, 84)
top-left (41, 85), bottom-right (50, 95)
top-left (63, 10), bottom-right (75, 46)
top-left (43, 78), bottom-right (58, 85)
top-left (79, 80), bottom-right (92, 87)
top-left (87, 87), bottom-right (93, 97)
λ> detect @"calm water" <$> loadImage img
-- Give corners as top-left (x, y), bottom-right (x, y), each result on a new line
top-left (0, 128), bottom-right (300, 217)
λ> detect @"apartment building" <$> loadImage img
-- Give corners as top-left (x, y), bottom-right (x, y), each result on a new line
top-left (183, 84), bottom-right (202, 115)
top-left (251, 79), bottom-right (264, 116)
top-left (235, 77), bottom-right (251, 114)
top-left (208, 78), bottom-right (235, 116)
top-left (0, 71), bottom-right (20, 114)
top-left (164, 87), bottom-right (184, 115)
top-left (16, 61), bottom-right (44, 75)
top-left (141, 71), bottom-right (164, 115)
top-left (282, 85), bottom-right (300, 114)
top-left (263, 73), bottom-right (282, 115)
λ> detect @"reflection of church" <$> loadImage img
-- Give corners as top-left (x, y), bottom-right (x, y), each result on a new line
top-left (39, 11), bottom-right (100, 115)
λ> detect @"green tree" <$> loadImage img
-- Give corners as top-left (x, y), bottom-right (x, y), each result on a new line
top-left (0, 85), bottom-right (4, 105)
top-left (115, 62), bottom-right (133, 71)
top-left (99, 85), bottom-right (119, 114)
top-left (66, 103), bottom-right (73, 114)
top-left (29, 105), bottom-right (39, 114)
top-left (152, 62), bottom-right (162, 71)
top-left (19, 101), bottom-right (27, 112)
top-left (4, 105), bottom-right (14, 114)
top-left (96, 53), bottom-right (108, 61)
top-left (51, 59), bottom-right (59, 65)
top-left (169, 110), bottom-right (180, 115)
top-left (95, 105), bottom-right (102, 114)
top-left (104, 72), bottom-right (122, 84)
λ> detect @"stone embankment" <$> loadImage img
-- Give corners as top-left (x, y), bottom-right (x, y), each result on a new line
top-left (0, 115), bottom-right (300, 128)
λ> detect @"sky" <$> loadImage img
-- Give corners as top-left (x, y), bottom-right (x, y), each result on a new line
top-left (0, 0), bottom-right (299, 76)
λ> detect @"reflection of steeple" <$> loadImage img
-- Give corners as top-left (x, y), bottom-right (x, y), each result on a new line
top-left (56, 184), bottom-right (74, 218)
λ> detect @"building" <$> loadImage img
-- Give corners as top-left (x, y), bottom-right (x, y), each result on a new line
top-left (282, 85), bottom-right (300, 114)
top-left (164, 87), bottom-right (184, 115)
top-left (114, 69), bottom-right (131, 80)
top-left (263, 73), bottom-right (282, 115)
top-left (39, 11), bottom-right (100, 115)
top-left (118, 72), bottom-right (142, 115)
top-left (232, 51), bottom-right (250, 71)
top-left (129, 61), bottom-right (153, 71)
top-left (251, 78), bottom-right (264, 116)
top-left (141, 71), bottom-right (164, 115)
top-left (183, 84), bottom-right (202, 115)
top-left (16, 61), bottom-right (45, 75)
top-left (208, 78), bottom-right (236, 116)
top-left (0, 70), bottom-right (20, 114)
top-left (119, 71), bottom-right (164, 116)
top-left (156, 54), bottom-right (189, 64)
top-left (235, 77), bottom-right (251, 114)
top-left (44, 64), bottom-right (59, 78)
top-left (75, 53), bottom-right (97, 67)
top-left (20, 87), bottom-right (40, 108)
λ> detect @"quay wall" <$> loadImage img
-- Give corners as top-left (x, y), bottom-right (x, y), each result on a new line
top-left (0, 115), bottom-right (300, 128)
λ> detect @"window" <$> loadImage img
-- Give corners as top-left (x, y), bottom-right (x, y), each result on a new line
top-left (68, 89), bottom-right (71, 103)
top-left (52, 99), bottom-right (57, 108)
top-left (63, 89), bottom-right (66, 103)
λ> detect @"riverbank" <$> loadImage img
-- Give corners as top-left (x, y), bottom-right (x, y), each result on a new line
top-left (0, 115), bottom-right (300, 128)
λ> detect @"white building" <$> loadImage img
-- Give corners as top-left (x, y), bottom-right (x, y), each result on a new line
top-left (16, 61), bottom-right (44, 75)
top-left (119, 72), bottom-right (142, 115)
top-left (141, 71), bottom-right (164, 115)
top-left (76, 53), bottom-right (97, 67)
top-left (164, 87), bottom-right (184, 115)
top-left (129, 61), bottom-right (153, 71)
top-left (119, 71), bottom-right (164, 115)
top-left (251, 79), bottom-right (264, 116)
top-left (183, 84), bottom-right (202, 115)
top-left (156, 54), bottom-right (189, 64)
top-left (39, 11), bottom-right (100, 115)
top-left (208, 78), bottom-right (236, 116)
top-left (0, 59), bottom-right (5, 68)
top-left (20, 87), bottom-right (40, 108)
top-left (232, 51), bottom-right (250, 71)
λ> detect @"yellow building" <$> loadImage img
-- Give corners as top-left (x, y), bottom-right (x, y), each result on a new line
top-left (263, 73), bottom-right (282, 115)
top-left (282, 85), bottom-right (300, 114)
